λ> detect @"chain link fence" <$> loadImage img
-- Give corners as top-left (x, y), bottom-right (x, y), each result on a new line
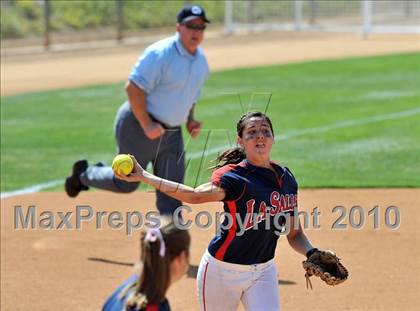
top-left (1, 1), bottom-right (419, 50)
top-left (1, 0), bottom-right (224, 48)
top-left (224, 0), bottom-right (420, 35)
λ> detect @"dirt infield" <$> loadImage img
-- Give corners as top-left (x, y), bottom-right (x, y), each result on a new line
top-left (1, 32), bottom-right (419, 96)
top-left (2, 31), bottom-right (420, 310)
top-left (1, 189), bottom-right (419, 310)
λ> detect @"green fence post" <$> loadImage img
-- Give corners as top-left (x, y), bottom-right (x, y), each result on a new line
top-left (44, 0), bottom-right (50, 49)
top-left (116, 0), bottom-right (124, 42)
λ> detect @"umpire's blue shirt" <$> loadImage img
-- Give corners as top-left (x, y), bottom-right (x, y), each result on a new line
top-left (129, 33), bottom-right (209, 127)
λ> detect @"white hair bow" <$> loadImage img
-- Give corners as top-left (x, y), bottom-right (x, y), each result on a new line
top-left (145, 228), bottom-right (166, 258)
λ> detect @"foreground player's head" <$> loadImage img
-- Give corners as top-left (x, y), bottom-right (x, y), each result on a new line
top-left (125, 218), bottom-right (191, 309)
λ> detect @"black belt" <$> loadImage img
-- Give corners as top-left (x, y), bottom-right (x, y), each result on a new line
top-left (149, 113), bottom-right (180, 130)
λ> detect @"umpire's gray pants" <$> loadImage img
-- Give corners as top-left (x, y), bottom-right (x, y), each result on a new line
top-left (80, 101), bottom-right (185, 215)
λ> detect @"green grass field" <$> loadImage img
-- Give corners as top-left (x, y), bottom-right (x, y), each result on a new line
top-left (2, 52), bottom-right (420, 192)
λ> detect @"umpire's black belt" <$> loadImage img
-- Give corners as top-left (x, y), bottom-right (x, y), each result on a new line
top-left (149, 113), bottom-right (181, 130)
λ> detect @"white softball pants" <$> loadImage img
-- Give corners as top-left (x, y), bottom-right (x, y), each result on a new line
top-left (197, 250), bottom-right (280, 311)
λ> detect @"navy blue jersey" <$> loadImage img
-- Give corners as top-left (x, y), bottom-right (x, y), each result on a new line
top-left (102, 274), bottom-right (171, 311)
top-left (208, 160), bottom-right (298, 265)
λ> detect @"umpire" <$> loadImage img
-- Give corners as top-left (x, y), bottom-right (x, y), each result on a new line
top-left (65, 5), bottom-right (210, 215)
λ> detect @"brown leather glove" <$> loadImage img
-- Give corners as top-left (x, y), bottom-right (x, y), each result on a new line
top-left (302, 249), bottom-right (349, 289)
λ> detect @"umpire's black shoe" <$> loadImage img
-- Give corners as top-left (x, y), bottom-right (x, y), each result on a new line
top-left (65, 160), bottom-right (89, 197)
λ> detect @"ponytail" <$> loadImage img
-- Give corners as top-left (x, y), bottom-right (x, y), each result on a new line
top-left (210, 147), bottom-right (246, 170)
top-left (124, 219), bottom-right (190, 310)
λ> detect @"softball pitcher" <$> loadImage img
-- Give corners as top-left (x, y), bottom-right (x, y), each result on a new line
top-left (116, 111), bottom-right (318, 310)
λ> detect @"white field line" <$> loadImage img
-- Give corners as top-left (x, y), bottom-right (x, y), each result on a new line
top-left (1, 179), bottom-right (63, 199)
top-left (2, 107), bottom-right (419, 199)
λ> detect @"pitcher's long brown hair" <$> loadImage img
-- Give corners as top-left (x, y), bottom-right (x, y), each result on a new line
top-left (123, 219), bottom-right (190, 310)
top-left (211, 111), bottom-right (274, 170)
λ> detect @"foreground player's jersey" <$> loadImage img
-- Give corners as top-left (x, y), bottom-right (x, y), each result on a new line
top-left (208, 160), bottom-right (298, 265)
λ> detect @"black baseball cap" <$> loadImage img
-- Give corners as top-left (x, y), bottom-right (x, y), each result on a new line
top-left (177, 5), bottom-right (210, 24)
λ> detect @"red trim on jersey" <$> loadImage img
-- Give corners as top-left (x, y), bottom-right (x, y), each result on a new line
top-left (270, 161), bottom-right (283, 189)
top-left (215, 201), bottom-right (237, 260)
top-left (210, 164), bottom-right (236, 186)
top-left (146, 304), bottom-right (158, 311)
top-left (202, 262), bottom-right (209, 311)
